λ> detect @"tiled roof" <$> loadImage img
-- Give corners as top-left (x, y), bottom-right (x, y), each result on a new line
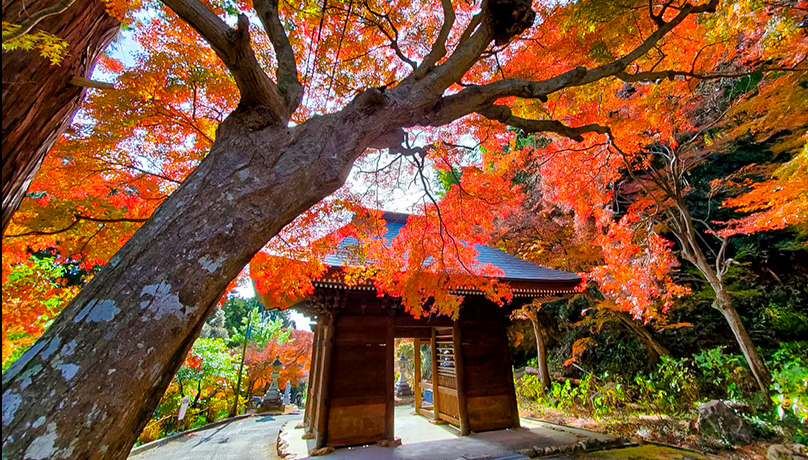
top-left (323, 211), bottom-right (580, 285)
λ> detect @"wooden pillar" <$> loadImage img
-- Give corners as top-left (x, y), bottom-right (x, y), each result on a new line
top-left (385, 318), bottom-right (395, 441)
top-left (501, 317), bottom-right (521, 429)
top-left (309, 321), bottom-right (327, 438)
top-left (453, 320), bottom-right (470, 435)
top-left (308, 320), bottom-right (325, 439)
top-left (315, 314), bottom-right (336, 448)
top-left (303, 321), bottom-right (322, 432)
top-left (413, 338), bottom-right (421, 412)
top-left (430, 328), bottom-right (441, 423)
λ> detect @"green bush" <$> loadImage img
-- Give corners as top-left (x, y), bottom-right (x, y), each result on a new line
top-left (693, 346), bottom-right (754, 402)
top-left (633, 355), bottom-right (698, 414)
top-left (516, 347), bottom-right (780, 418)
top-left (770, 345), bottom-right (808, 424)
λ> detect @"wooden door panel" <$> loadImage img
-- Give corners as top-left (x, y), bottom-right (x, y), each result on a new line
top-left (327, 316), bottom-right (392, 446)
top-left (434, 327), bottom-right (460, 425)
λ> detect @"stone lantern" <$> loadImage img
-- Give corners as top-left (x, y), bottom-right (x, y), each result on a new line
top-left (394, 354), bottom-right (413, 397)
top-left (260, 355), bottom-right (284, 413)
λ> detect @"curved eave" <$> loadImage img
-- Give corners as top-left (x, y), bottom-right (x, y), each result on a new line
top-left (255, 269), bottom-right (581, 311)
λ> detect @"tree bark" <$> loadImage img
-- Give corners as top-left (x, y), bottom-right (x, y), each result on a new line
top-left (527, 311), bottom-right (551, 390)
top-left (714, 286), bottom-right (773, 402)
top-left (2, 0), bottom-right (120, 232)
top-left (1, 91), bottom-right (403, 459)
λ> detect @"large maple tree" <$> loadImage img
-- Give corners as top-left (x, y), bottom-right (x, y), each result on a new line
top-left (2, 0), bottom-right (805, 458)
top-left (2, 0), bottom-right (121, 231)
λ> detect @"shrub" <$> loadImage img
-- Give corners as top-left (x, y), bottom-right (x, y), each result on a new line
top-left (770, 345), bottom-right (808, 424)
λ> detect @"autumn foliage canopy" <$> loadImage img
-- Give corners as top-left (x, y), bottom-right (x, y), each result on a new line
top-left (2, 0), bottom-right (806, 365)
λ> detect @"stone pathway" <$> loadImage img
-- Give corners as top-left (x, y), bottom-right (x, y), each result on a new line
top-left (127, 409), bottom-right (719, 460)
top-left (128, 414), bottom-right (299, 460)
top-left (279, 406), bottom-right (620, 460)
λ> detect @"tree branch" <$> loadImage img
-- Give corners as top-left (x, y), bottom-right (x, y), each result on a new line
top-left (615, 65), bottom-right (807, 83)
top-left (456, 12), bottom-right (482, 47)
top-left (577, 0), bottom-right (719, 86)
top-left (478, 105), bottom-right (612, 142)
top-left (411, 0), bottom-right (455, 80)
top-left (68, 76), bottom-right (115, 90)
top-left (649, 0), bottom-right (673, 28)
top-left (253, 0), bottom-right (304, 114)
top-left (412, 18), bottom-right (495, 96)
top-left (4, 214), bottom-right (148, 238)
top-left (160, 0), bottom-right (286, 115)
top-left (360, 2), bottom-right (418, 70)
top-left (424, 0), bottom-right (719, 124)
top-left (2, 0), bottom-right (77, 43)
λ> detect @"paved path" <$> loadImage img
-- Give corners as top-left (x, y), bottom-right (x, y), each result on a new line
top-left (129, 414), bottom-right (301, 460)
top-left (280, 408), bottom-right (619, 460)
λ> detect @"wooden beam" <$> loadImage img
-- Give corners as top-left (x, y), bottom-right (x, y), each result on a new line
top-left (304, 322), bottom-right (322, 432)
top-left (501, 317), bottom-right (521, 429)
top-left (431, 329), bottom-right (441, 423)
top-left (413, 338), bottom-right (422, 412)
top-left (308, 321), bottom-right (325, 439)
top-left (453, 320), bottom-right (470, 436)
top-left (385, 318), bottom-right (395, 441)
top-left (392, 316), bottom-right (454, 328)
top-left (417, 407), bottom-right (433, 418)
top-left (394, 327), bottom-right (432, 338)
top-left (438, 413), bottom-right (461, 426)
top-left (315, 314), bottom-right (336, 448)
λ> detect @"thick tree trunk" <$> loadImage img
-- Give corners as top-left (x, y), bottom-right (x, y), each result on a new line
top-left (1, 0), bottom-right (120, 232)
top-left (615, 311), bottom-right (670, 363)
top-left (1, 89), bottom-right (399, 459)
top-left (527, 312), bottom-right (551, 390)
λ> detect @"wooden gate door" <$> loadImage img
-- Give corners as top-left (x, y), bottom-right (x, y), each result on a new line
top-left (326, 316), bottom-right (393, 446)
top-left (432, 327), bottom-right (461, 426)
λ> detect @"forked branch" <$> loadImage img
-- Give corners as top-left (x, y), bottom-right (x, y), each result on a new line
top-left (411, 0), bottom-right (456, 80)
top-left (450, 0), bottom-right (717, 110)
top-left (577, 0), bottom-right (719, 86)
top-left (361, 2), bottom-right (418, 70)
top-left (253, 0), bottom-right (304, 114)
top-left (160, 0), bottom-right (287, 115)
top-left (415, 0), bottom-right (536, 94)
top-left (419, 0), bottom-right (719, 130)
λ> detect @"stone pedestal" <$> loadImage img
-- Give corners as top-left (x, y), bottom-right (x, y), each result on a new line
top-left (395, 379), bottom-right (413, 397)
top-left (395, 355), bottom-right (413, 397)
top-left (260, 356), bottom-right (284, 413)
top-left (260, 387), bottom-right (283, 413)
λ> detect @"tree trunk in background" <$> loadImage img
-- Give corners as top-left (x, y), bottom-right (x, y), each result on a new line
top-left (683, 223), bottom-right (773, 402)
top-left (615, 311), bottom-right (670, 363)
top-left (1, 0), bottom-right (120, 232)
top-left (528, 311), bottom-right (551, 390)
top-left (715, 291), bottom-right (773, 402)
